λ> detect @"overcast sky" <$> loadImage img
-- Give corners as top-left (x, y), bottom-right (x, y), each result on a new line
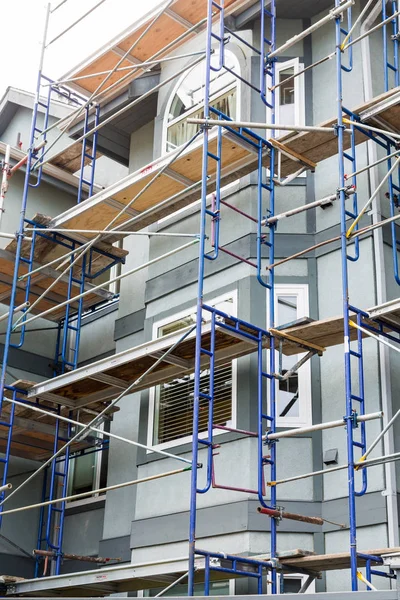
top-left (2, 0), bottom-right (164, 99)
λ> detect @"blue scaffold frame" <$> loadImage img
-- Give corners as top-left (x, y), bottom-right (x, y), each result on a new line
top-left (0, 5), bottom-right (120, 576)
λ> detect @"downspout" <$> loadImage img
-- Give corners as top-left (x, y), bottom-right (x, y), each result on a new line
top-left (360, 1), bottom-right (399, 550)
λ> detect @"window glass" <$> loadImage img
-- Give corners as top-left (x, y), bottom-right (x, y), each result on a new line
top-left (151, 296), bottom-right (235, 447)
top-left (166, 52), bottom-right (239, 152)
top-left (271, 59), bottom-right (305, 142)
top-left (67, 421), bottom-right (109, 499)
top-left (272, 285), bottom-right (311, 428)
top-left (277, 295), bottom-right (300, 419)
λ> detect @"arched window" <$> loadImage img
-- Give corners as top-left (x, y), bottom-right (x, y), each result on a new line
top-left (164, 51), bottom-right (240, 153)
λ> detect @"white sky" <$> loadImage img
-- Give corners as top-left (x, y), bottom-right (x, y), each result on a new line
top-left (2, 0), bottom-right (164, 99)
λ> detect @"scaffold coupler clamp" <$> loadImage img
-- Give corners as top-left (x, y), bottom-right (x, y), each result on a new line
top-left (333, 122), bottom-right (346, 137)
top-left (344, 410), bottom-right (358, 430)
top-left (264, 430), bottom-right (277, 448)
top-left (276, 506), bottom-right (284, 524)
top-left (200, 119), bottom-right (213, 132)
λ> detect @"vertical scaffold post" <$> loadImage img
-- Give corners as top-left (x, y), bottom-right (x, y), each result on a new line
top-left (383, 0), bottom-right (399, 92)
top-left (260, 0), bottom-right (278, 592)
top-left (188, 0), bottom-right (215, 594)
top-left (0, 3), bottom-right (51, 411)
top-left (335, 0), bottom-right (358, 590)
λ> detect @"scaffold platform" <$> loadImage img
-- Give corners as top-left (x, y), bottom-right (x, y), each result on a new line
top-left (59, 0), bottom-right (254, 104)
top-left (47, 129), bottom-right (269, 238)
top-left (42, 86), bottom-right (400, 246)
top-left (9, 307), bottom-right (386, 413)
top-left (4, 547), bottom-right (400, 597)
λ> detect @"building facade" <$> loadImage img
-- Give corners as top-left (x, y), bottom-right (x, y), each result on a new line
top-left (1, 0), bottom-right (400, 596)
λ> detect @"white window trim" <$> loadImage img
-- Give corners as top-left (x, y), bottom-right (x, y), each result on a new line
top-left (67, 423), bottom-right (106, 506)
top-left (267, 572), bottom-right (316, 594)
top-left (268, 57), bottom-right (305, 127)
top-left (161, 49), bottom-right (242, 155)
top-left (271, 284), bottom-right (312, 429)
top-left (147, 290), bottom-right (238, 452)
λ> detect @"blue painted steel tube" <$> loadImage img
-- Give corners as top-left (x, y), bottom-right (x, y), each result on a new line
top-left (0, 79), bottom-right (44, 410)
top-left (34, 466), bottom-right (48, 577)
top-left (263, 0), bottom-right (277, 592)
top-left (196, 311), bottom-right (216, 494)
top-left (335, 1), bottom-right (358, 590)
top-left (0, 397), bottom-right (15, 527)
top-left (382, 0), bottom-right (399, 92)
top-left (354, 312), bottom-right (367, 496)
top-left (188, 0), bottom-right (214, 594)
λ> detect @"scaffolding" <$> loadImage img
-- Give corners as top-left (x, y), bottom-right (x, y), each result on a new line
top-left (1, 0), bottom-right (400, 595)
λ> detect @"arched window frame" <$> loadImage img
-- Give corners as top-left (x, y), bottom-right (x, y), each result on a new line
top-left (161, 49), bottom-right (242, 155)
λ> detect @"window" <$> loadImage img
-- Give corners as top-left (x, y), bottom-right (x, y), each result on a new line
top-left (148, 293), bottom-right (237, 450)
top-left (268, 58), bottom-right (305, 138)
top-left (268, 573), bottom-right (316, 594)
top-left (164, 51), bottom-right (240, 153)
top-left (67, 420), bottom-right (109, 501)
top-left (272, 285), bottom-right (312, 428)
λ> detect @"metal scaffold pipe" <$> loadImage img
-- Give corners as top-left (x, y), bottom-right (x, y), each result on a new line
top-left (344, 117), bottom-right (400, 141)
top-left (0, 145), bottom-right (10, 224)
top-left (358, 407), bottom-right (400, 465)
top-left (266, 411), bottom-right (382, 441)
top-left (188, 118), bottom-right (352, 135)
top-left (33, 0), bottom-right (176, 167)
top-left (12, 239), bottom-right (199, 328)
top-left (343, 9), bottom-right (400, 50)
top-left (0, 467), bottom-right (192, 518)
top-left (269, 451), bottom-right (400, 487)
top-left (0, 484), bottom-right (12, 493)
top-left (26, 228), bottom-right (201, 239)
top-left (35, 55), bottom-right (204, 171)
top-left (0, 302), bottom-right (30, 324)
top-left (349, 320), bottom-right (400, 354)
top-left (46, 0), bottom-right (108, 46)
top-left (1, 323), bottom-right (198, 508)
top-left (257, 506), bottom-right (324, 526)
top-left (49, 51), bottom-right (207, 86)
top-left (264, 188), bottom-right (355, 224)
top-left (268, 0), bottom-right (354, 58)
top-left (5, 396), bottom-right (192, 465)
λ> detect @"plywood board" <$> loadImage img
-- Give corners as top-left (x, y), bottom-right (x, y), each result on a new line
top-left (17, 310), bottom-right (367, 411)
top-left (50, 130), bottom-right (267, 238)
top-left (2, 383), bottom-right (118, 461)
top-left (275, 85), bottom-right (400, 176)
top-left (49, 141), bottom-right (101, 174)
top-left (60, 0), bottom-right (246, 102)
top-left (279, 547), bottom-right (400, 573)
top-left (0, 246), bottom-right (114, 322)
